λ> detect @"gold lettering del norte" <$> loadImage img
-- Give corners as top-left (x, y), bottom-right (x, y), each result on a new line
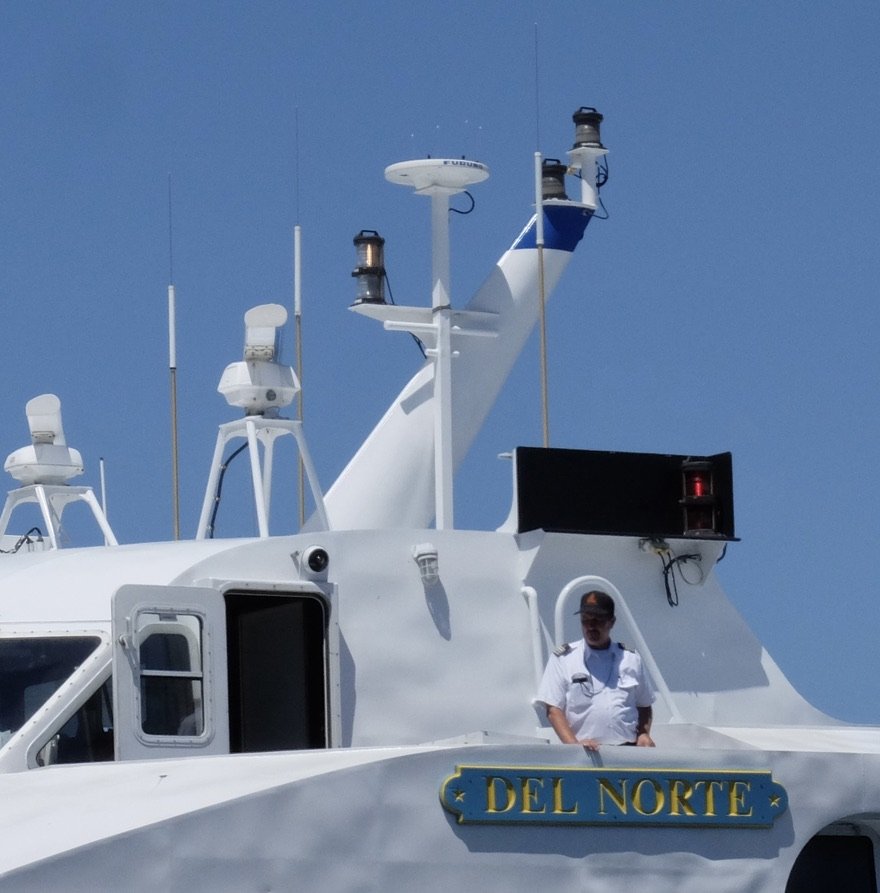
top-left (440, 765), bottom-right (788, 828)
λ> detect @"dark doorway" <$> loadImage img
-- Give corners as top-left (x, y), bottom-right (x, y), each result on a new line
top-left (225, 593), bottom-right (327, 752)
top-left (786, 834), bottom-right (877, 893)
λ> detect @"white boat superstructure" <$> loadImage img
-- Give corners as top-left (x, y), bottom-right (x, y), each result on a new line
top-left (0, 108), bottom-right (878, 892)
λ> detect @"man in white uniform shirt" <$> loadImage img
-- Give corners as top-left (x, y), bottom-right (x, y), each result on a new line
top-left (537, 590), bottom-right (655, 751)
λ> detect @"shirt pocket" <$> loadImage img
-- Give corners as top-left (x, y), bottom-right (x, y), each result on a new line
top-left (616, 669), bottom-right (639, 693)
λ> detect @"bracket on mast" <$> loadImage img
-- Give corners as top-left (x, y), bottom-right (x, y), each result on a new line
top-left (0, 485), bottom-right (117, 550)
top-left (196, 416), bottom-right (328, 539)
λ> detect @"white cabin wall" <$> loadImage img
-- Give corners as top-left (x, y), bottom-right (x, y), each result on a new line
top-left (329, 529), bottom-right (541, 746)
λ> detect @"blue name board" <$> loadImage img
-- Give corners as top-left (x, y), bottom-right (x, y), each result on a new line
top-left (440, 765), bottom-right (788, 828)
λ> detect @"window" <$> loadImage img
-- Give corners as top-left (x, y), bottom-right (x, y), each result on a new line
top-left (136, 613), bottom-right (205, 738)
top-left (0, 636), bottom-right (99, 748)
top-left (36, 678), bottom-right (114, 766)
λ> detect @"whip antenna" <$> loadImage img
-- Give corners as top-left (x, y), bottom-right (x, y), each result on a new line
top-left (294, 224), bottom-right (304, 526)
top-left (168, 174), bottom-right (181, 539)
top-left (293, 107), bottom-right (306, 527)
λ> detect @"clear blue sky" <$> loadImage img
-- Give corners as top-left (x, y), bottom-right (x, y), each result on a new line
top-left (2, 2), bottom-right (879, 723)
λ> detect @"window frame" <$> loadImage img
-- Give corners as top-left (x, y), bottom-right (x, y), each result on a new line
top-left (134, 611), bottom-right (208, 742)
top-left (0, 628), bottom-right (112, 772)
top-left (127, 607), bottom-right (213, 747)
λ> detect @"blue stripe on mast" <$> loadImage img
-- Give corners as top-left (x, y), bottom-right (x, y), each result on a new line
top-left (513, 203), bottom-right (593, 253)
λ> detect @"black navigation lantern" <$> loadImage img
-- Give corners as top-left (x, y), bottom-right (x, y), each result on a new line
top-left (541, 159), bottom-right (568, 201)
top-left (352, 230), bottom-right (387, 305)
top-left (680, 459), bottom-right (718, 536)
top-left (571, 107), bottom-right (605, 149)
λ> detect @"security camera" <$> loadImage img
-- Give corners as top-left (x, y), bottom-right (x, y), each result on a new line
top-left (301, 546), bottom-right (329, 579)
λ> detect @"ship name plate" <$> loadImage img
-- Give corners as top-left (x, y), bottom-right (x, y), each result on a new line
top-left (440, 765), bottom-right (788, 828)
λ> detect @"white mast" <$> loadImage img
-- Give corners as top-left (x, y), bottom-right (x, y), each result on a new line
top-left (363, 158), bottom-right (490, 530)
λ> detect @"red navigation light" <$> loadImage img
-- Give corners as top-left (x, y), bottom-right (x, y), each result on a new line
top-left (687, 470), bottom-right (707, 497)
top-left (680, 459), bottom-right (718, 537)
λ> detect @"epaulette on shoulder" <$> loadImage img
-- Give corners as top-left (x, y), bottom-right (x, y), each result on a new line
top-left (553, 643), bottom-right (573, 657)
top-left (617, 642), bottom-right (634, 652)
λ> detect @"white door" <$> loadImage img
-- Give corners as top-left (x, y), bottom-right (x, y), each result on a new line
top-left (112, 584), bottom-right (229, 761)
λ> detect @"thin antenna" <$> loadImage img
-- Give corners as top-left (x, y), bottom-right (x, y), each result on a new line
top-left (293, 107), bottom-right (306, 527)
top-left (534, 24), bottom-right (550, 447)
top-left (294, 224), bottom-right (305, 527)
top-left (294, 106), bottom-right (301, 223)
top-left (168, 174), bottom-right (181, 540)
top-left (534, 22), bottom-right (541, 149)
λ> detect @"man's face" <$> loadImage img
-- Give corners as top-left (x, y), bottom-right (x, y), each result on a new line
top-left (581, 613), bottom-right (614, 648)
